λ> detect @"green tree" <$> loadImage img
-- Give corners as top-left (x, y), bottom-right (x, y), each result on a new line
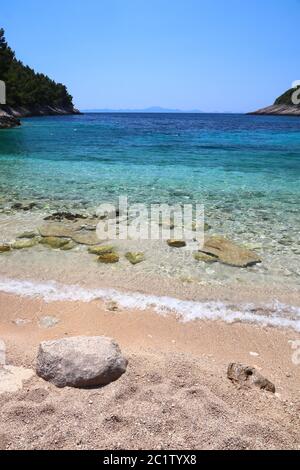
top-left (0, 28), bottom-right (74, 108)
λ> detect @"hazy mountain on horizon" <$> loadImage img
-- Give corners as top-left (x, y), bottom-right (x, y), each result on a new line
top-left (81, 106), bottom-right (204, 113)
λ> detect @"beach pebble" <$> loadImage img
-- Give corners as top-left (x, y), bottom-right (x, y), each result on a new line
top-left (125, 252), bottom-right (145, 265)
top-left (17, 231), bottom-right (39, 239)
top-left (194, 252), bottom-right (217, 263)
top-left (0, 340), bottom-right (6, 366)
top-left (38, 316), bottom-right (59, 329)
top-left (11, 238), bottom-right (38, 249)
top-left (36, 336), bottom-right (128, 388)
top-left (88, 245), bottom-right (115, 255)
top-left (105, 301), bottom-right (119, 312)
top-left (13, 318), bottom-right (32, 327)
top-left (11, 201), bottom-right (37, 211)
top-left (40, 236), bottom-right (70, 249)
top-left (0, 244), bottom-right (11, 253)
top-left (167, 239), bottom-right (186, 248)
top-left (0, 366), bottom-right (35, 394)
top-left (60, 240), bottom-right (77, 251)
top-left (98, 252), bottom-right (119, 263)
top-left (227, 363), bottom-right (275, 393)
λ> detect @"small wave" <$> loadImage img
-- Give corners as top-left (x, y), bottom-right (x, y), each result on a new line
top-left (0, 277), bottom-right (299, 331)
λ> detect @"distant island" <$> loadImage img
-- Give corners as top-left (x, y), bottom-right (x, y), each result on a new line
top-left (83, 106), bottom-right (203, 113)
top-left (249, 86), bottom-right (300, 116)
top-left (0, 28), bottom-right (79, 129)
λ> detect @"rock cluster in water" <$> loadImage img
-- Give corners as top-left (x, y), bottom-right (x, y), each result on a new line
top-left (0, 210), bottom-right (262, 271)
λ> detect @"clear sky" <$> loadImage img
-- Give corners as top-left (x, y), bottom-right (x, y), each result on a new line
top-left (2, 0), bottom-right (299, 112)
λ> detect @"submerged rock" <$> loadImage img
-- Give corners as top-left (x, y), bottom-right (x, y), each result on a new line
top-left (17, 231), bottom-right (39, 239)
top-left (199, 236), bottom-right (261, 268)
top-left (39, 223), bottom-right (76, 239)
top-left (11, 201), bottom-right (37, 211)
top-left (40, 237), bottom-right (70, 249)
top-left (192, 222), bottom-right (211, 232)
top-left (79, 223), bottom-right (97, 231)
top-left (227, 363), bottom-right (275, 393)
top-left (60, 240), bottom-right (77, 251)
top-left (159, 219), bottom-right (175, 230)
top-left (98, 252), bottom-right (120, 264)
top-left (40, 222), bottom-right (101, 245)
top-left (36, 336), bottom-right (128, 388)
top-left (0, 244), bottom-right (11, 253)
top-left (194, 252), bottom-right (218, 263)
top-left (71, 231), bottom-right (101, 246)
top-left (11, 238), bottom-right (38, 250)
top-left (88, 245), bottom-right (115, 255)
top-left (125, 252), bottom-right (145, 265)
top-left (167, 239), bottom-right (186, 248)
top-left (44, 212), bottom-right (88, 222)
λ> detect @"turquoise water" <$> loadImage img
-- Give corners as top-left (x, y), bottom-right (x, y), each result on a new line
top-left (0, 113), bottom-right (300, 229)
top-left (0, 113), bottom-right (300, 310)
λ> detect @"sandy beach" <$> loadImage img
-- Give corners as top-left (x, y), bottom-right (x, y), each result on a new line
top-left (1, 2), bottom-right (300, 455)
top-left (0, 291), bottom-right (299, 450)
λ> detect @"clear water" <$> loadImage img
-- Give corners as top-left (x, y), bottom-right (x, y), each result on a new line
top-left (0, 114), bottom-right (300, 319)
top-left (0, 113), bottom-right (299, 212)
top-left (0, 113), bottom-right (299, 294)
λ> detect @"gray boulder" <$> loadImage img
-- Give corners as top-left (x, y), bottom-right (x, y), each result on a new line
top-left (227, 363), bottom-right (275, 393)
top-left (36, 336), bottom-right (128, 388)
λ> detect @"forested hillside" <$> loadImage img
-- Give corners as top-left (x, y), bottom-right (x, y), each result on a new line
top-left (0, 28), bottom-right (74, 108)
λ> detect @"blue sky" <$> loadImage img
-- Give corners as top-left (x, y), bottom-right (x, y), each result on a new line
top-left (2, 0), bottom-right (299, 112)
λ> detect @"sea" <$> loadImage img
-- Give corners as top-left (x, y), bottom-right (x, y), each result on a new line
top-left (0, 113), bottom-right (299, 329)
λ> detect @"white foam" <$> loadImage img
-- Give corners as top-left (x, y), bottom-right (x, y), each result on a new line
top-left (0, 277), bottom-right (299, 331)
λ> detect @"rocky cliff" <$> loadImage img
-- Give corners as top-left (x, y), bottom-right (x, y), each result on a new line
top-left (249, 86), bottom-right (300, 116)
top-left (0, 28), bottom-right (79, 129)
top-left (0, 104), bottom-right (79, 129)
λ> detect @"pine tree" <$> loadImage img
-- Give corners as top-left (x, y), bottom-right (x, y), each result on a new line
top-left (0, 28), bottom-right (73, 108)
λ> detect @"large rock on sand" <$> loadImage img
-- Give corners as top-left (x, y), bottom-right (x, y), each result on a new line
top-left (199, 236), bottom-right (261, 268)
top-left (36, 336), bottom-right (128, 388)
top-left (227, 363), bottom-right (275, 393)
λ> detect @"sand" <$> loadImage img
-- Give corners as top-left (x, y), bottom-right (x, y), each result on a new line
top-left (0, 291), bottom-right (299, 450)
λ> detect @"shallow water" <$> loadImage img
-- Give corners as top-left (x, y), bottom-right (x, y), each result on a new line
top-left (0, 113), bottom-right (299, 324)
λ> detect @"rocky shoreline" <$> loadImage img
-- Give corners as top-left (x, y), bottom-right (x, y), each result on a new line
top-left (248, 104), bottom-right (300, 116)
top-left (0, 104), bottom-right (80, 129)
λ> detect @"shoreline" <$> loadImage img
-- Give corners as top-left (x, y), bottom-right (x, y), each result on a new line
top-left (0, 206), bottom-right (299, 332)
top-left (0, 275), bottom-right (299, 332)
top-left (248, 104), bottom-right (300, 116)
top-left (0, 291), bottom-right (299, 449)
top-left (0, 104), bottom-right (80, 129)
